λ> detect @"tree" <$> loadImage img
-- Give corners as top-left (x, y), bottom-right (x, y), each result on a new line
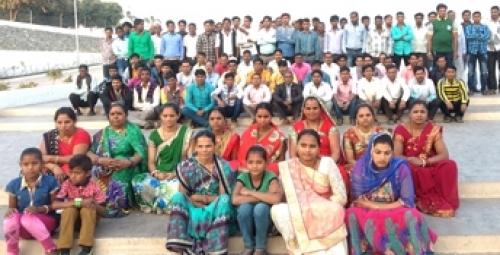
top-left (0, 0), bottom-right (35, 21)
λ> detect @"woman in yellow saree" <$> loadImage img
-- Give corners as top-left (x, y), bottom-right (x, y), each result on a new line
top-left (271, 129), bottom-right (348, 255)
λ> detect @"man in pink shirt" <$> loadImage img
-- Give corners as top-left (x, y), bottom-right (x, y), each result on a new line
top-left (289, 53), bottom-right (311, 84)
top-left (400, 53), bottom-right (427, 84)
top-left (332, 66), bottom-right (358, 125)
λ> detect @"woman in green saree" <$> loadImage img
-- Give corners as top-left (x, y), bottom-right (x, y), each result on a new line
top-left (132, 103), bottom-right (193, 214)
top-left (87, 103), bottom-right (147, 217)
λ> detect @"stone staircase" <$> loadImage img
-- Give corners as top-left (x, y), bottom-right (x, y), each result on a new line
top-left (0, 95), bottom-right (499, 254)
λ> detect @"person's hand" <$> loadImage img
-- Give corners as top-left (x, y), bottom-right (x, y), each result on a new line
top-left (353, 196), bottom-right (370, 209)
top-left (400, 35), bottom-right (405, 40)
top-left (286, 105), bottom-right (292, 111)
top-left (240, 188), bottom-right (251, 196)
top-left (196, 110), bottom-right (204, 116)
top-left (52, 165), bottom-right (66, 183)
top-left (82, 198), bottom-right (95, 208)
top-left (453, 51), bottom-right (458, 59)
top-left (398, 101), bottom-right (406, 109)
top-left (98, 157), bottom-right (114, 167)
top-left (217, 100), bottom-right (226, 108)
top-left (284, 100), bottom-right (292, 105)
top-left (5, 208), bottom-right (18, 218)
top-left (460, 104), bottom-right (467, 112)
top-left (109, 159), bottom-right (131, 171)
top-left (24, 206), bottom-right (38, 214)
top-left (446, 102), bottom-right (453, 110)
top-left (427, 53), bottom-right (433, 60)
top-left (407, 157), bottom-right (423, 166)
top-left (389, 101), bottom-right (396, 109)
top-left (43, 155), bottom-right (55, 163)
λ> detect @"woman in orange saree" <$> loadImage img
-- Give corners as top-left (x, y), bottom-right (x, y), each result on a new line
top-left (393, 100), bottom-right (459, 217)
top-left (207, 108), bottom-right (240, 170)
top-left (271, 129), bottom-right (347, 255)
top-left (289, 95), bottom-right (349, 191)
top-left (236, 102), bottom-right (286, 175)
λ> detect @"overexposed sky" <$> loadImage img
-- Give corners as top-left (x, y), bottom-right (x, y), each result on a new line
top-left (110, 0), bottom-right (498, 28)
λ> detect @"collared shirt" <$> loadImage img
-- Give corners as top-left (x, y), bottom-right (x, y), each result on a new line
top-left (465, 23), bottom-right (491, 54)
top-left (408, 78), bottom-right (437, 102)
top-left (197, 33), bottom-right (217, 62)
top-left (276, 25), bottom-right (296, 57)
top-left (212, 84), bottom-right (243, 106)
top-left (324, 28), bottom-right (344, 54)
top-left (295, 31), bottom-right (320, 60)
top-left (257, 28), bottom-right (277, 55)
top-left (357, 77), bottom-right (383, 101)
top-left (246, 69), bottom-right (272, 85)
top-left (205, 72), bottom-right (220, 86)
top-left (487, 18), bottom-right (500, 51)
top-left (321, 63), bottom-right (340, 81)
top-left (343, 23), bottom-right (366, 52)
top-left (332, 79), bottom-right (356, 102)
top-left (380, 77), bottom-right (410, 101)
top-left (100, 38), bottom-right (116, 65)
top-left (267, 59), bottom-right (290, 74)
top-left (153, 34), bottom-right (162, 54)
top-left (218, 71), bottom-right (243, 88)
top-left (56, 178), bottom-right (106, 204)
top-left (192, 63), bottom-right (207, 75)
top-left (290, 63), bottom-right (312, 82)
top-left (366, 28), bottom-right (393, 56)
top-left (437, 78), bottom-right (468, 103)
top-left (6, 174), bottom-right (59, 214)
top-left (112, 38), bottom-right (128, 59)
top-left (184, 34), bottom-right (199, 58)
top-left (161, 32), bottom-right (184, 59)
top-left (185, 82), bottom-right (216, 112)
top-left (74, 76), bottom-right (98, 100)
top-left (238, 61), bottom-right (254, 81)
top-left (237, 26), bottom-right (258, 55)
top-left (428, 17), bottom-right (458, 53)
top-left (303, 70), bottom-right (331, 86)
top-left (269, 72), bottom-right (298, 93)
top-left (243, 84), bottom-right (272, 105)
top-left (303, 82), bottom-right (332, 103)
top-left (391, 24), bottom-right (414, 55)
top-left (176, 73), bottom-right (194, 89)
top-left (215, 30), bottom-right (235, 56)
top-left (412, 25), bottom-right (428, 53)
top-left (160, 85), bottom-right (185, 105)
top-left (400, 65), bottom-right (428, 84)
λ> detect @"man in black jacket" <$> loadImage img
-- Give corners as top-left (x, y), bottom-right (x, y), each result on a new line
top-left (272, 70), bottom-right (303, 124)
top-left (100, 74), bottom-right (133, 117)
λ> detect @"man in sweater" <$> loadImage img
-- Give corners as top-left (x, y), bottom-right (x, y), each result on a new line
top-left (128, 19), bottom-right (155, 65)
top-left (437, 65), bottom-right (469, 123)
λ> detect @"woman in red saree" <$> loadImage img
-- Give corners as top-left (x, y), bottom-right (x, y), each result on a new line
top-left (40, 107), bottom-right (91, 182)
top-left (289, 95), bottom-right (349, 191)
top-left (393, 100), bottom-right (459, 217)
top-left (207, 108), bottom-right (240, 170)
top-left (236, 102), bottom-right (286, 175)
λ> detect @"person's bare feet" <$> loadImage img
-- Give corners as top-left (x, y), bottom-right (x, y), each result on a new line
top-left (241, 249), bottom-right (253, 255)
top-left (253, 249), bottom-right (268, 255)
top-left (282, 119), bottom-right (291, 125)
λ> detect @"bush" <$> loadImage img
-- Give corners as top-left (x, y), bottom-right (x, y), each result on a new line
top-left (63, 75), bottom-right (73, 83)
top-left (46, 68), bottom-right (63, 84)
top-left (18, 82), bottom-right (38, 89)
top-left (0, 82), bottom-right (10, 91)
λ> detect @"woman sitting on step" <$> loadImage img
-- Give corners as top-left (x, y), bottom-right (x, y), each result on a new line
top-left (346, 132), bottom-right (437, 254)
top-left (132, 103), bottom-right (193, 214)
top-left (166, 130), bottom-right (236, 255)
top-left (87, 103), bottom-right (147, 217)
top-left (207, 108), bottom-right (240, 170)
top-left (40, 107), bottom-right (91, 183)
top-left (393, 100), bottom-right (459, 217)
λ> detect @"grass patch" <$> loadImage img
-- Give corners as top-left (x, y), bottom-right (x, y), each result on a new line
top-left (18, 82), bottom-right (38, 89)
top-left (63, 75), bottom-right (73, 83)
top-left (46, 68), bottom-right (63, 84)
top-left (0, 82), bottom-right (10, 91)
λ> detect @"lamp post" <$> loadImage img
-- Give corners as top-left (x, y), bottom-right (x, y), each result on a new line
top-left (74, 0), bottom-right (80, 66)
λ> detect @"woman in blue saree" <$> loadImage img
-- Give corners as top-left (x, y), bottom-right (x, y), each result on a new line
top-left (166, 130), bottom-right (236, 255)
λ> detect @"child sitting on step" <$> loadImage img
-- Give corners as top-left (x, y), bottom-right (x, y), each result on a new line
top-left (232, 145), bottom-right (283, 255)
top-left (52, 154), bottom-right (106, 255)
top-left (4, 148), bottom-right (60, 255)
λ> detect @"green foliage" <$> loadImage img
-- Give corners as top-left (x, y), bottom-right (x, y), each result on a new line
top-left (18, 81), bottom-right (38, 89)
top-left (0, 81), bottom-right (10, 91)
top-left (46, 68), bottom-right (63, 84)
top-left (63, 74), bottom-right (73, 83)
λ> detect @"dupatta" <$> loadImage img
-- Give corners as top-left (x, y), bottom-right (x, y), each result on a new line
top-left (154, 125), bottom-right (188, 173)
top-left (238, 123), bottom-right (285, 166)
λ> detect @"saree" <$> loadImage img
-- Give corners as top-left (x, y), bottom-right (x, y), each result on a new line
top-left (166, 156), bottom-right (236, 255)
top-left (236, 123), bottom-right (285, 175)
top-left (42, 128), bottom-right (91, 174)
top-left (211, 127), bottom-right (240, 170)
top-left (346, 133), bottom-right (437, 255)
top-left (132, 125), bottom-right (192, 214)
top-left (343, 126), bottom-right (384, 172)
top-left (271, 157), bottom-right (348, 255)
top-left (290, 95), bottom-right (349, 191)
top-left (394, 122), bottom-right (459, 217)
top-left (91, 122), bottom-right (147, 217)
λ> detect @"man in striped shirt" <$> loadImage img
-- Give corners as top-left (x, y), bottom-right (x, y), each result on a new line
top-left (437, 65), bottom-right (469, 123)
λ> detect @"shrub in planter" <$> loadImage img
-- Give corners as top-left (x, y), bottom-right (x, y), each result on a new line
top-left (47, 68), bottom-right (63, 84)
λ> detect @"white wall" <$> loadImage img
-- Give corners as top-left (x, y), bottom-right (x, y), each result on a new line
top-left (0, 20), bottom-right (103, 37)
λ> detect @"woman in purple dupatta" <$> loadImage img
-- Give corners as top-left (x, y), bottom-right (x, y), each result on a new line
top-left (346, 133), bottom-right (437, 255)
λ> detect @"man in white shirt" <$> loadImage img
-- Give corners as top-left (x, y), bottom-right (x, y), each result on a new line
top-left (487, 6), bottom-right (500, 93)
top-left (302, 70), bottom-right (333, 112)
top-left (408, 66), bottom-right (440, 120)
top-left (112, 26), bottom-right (129, 77)
top-left (448, 10), bottom-right (467, 80)
top-left (151, 23), bottom-right (162, 55)
top-left (324, 15), bottom-right (344, 56)
top-left (237, 15), bottom-right (258, 61)
top-left (184, 23), bottom-right (198, 65)
top-left (215, 18), bottom-right (238, 60)
top-left (412, 13), bottom-right (429, 69)
top-left (257, 16), bottom-right (277, 65)
top-left (176, 60), bottom-right (194, 89)
top-left (238, 50), bottom-right (254, 81)
top-left (357, 65), bottom-right (383, 122)
top-left (133, 67), bottom-right (160, 128)
top-left (267, 49), bottom-right (290, 74)
top-left (212, 72), bottom-right (243, 127)
top-left (243, 73), bottom-right (272, 119)
top-left (69, 64), bottom-right (99, 116)
top-left (380, 65), bottom-right (410, 123)
top-left (321, 52), bottom-right (340, 81)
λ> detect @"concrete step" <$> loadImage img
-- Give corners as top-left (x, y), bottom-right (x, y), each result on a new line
top-left (0, 199), bottom-right (498, 254)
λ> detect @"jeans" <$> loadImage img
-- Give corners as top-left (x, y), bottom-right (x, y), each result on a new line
top-left (467, 53), bottom-right (488, 92)
top-left (332, 97), bottom-right (358, 120)
top-left (221, 99), bottom-right (242, 121)
top-left (346, 49), bottom-right (362, 67)
top-left (439, 100), bottom-right (469, 118)
top-left (69, 92), bottom-right (99, 112)
top-left (116, 59), bottom-right (128, 77)
top-left (433, 52), bottom-right (453, 70)
top-left (181, 107), bottom-right (209, 127)
top-left (487, 51), bottom-right (500, 90)
top-left (393, 54), bottom-right (410, 69)
top-left (237, 202), bottom-right (271, 250)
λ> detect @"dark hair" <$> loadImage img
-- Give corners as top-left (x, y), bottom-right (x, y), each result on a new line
top-left (244, 15), bottom-right (253, 22)
top-left (189, 23), bottom-right (196, 27)
top-left (362, 64), bottom-right (373, 73)
top-left (330, 15), bottom-right (339, 22)
top-left (362, 53), bottom-right (373, 60)
top-left (447, 10), bottom-right (454, 15)
top-left (203, 20), bottom-right (211, 25)
top-left (361, 16), bottom-right (369, 21)
top-left (282, 13), bottom-right (290, 18)
top-left (297, 129), bottom-right (321, 146)
top-left (492, 6), bottom-right (500, 11)
top-left (302, 18), bottom-right (310, 23)
top-left (428, 11), bottom-right (437, 17)
top-left (413, 65), bottom-right (426, 74)
top-left (115, 26), bottom-right (123, 31)
top-left (232, 16), bottom-right (240, 21)
top-left (445, 65), bottom-right (457, 72)
top-left (408, 99), bottom-right (428, 111)
top-left (311, 70), bottom-right (323, 77)
top-left (339, 66), bottom-right (350, 73)
top-left (473, 11), bottom-right (481, 16)
top-left (414, 12), bottom-right (424, 18)
top-left (20, 147), bottom-right (43, 162)
top-left (69, 154), bottom-right (92, 172)
top-left (54, 107), bottom-right (77, 122)
top-left (277, 60), bottom-right (288, 67)
top-left (105, 27), bottom-right (113, 32)
top-left (154, 55), bottom-right (164, 60)
top-left (222, 18), bottom-right (231, 24)
top-left (274, 49), bottom-right (283, 54)
top-left (312, 17), bottom-right (320, 22)
top-left (245, 145), bottom-right (268, 161)
top-left (194, 69), bottom-right (206, 76)
top-left (340, 18), bottom-right (347, 22)
top-left (373, 134), bottom-right (394, 150)
top-left (110, 74), bottom-right (123, 82)
top-left (263, 16), bottom-right (272, 22)
top-left (208, 108), bottom-right (225, 119)
top-left (384, 14), bottom-right (392, 19)
top-left (197, 52), bottom-right (206, 57)
top-left (462, 10), bottom-right (471, 16)
top-left (193, 130), bottom-right (216, 145)
top-left (78, 64), bottom-right (88, 70)
top-left (160, 102), bottom-right (180, 115)
top-left (140, 67), bottom-right (151, 74)
top-left (255, 102), bottom-right (273, 117)
top-left (355, 103), bottom-right (376, 118)
top-left (311, 60), bottom-right (322, 67)
top-left (436, 3), bottom-right (447, 11)
top-left (375, 15), bottom-right (383, 20)
top-left (337, 54), bottom-right (347, 61)
top-left (386, 65), bottom-right (398, 72)
top-left (130, 53), bottom-right (140, 59)
top-left (436, 55), bottom-right (446, 62)
top-left (350, 11), bottom-right (359, 17)
top-left (181, 59), bottom-right (190, 66)
top-left (228, 59), bottom-right (238, 65)
top-left (122, 21), bottom-right (132, 28)
top-left (224, 72), bottom-right (235, 79)
top-left (253, 58), bottom-right (263, 65)
top-left (396, 11), bottom-right (404, 17)
top-left (294, 53), bottom-right (302, 58)
top-left (161, 61), bottom-right (171, 68)
top-left (110, 102), bottom-right (128, 115)
top-left (243, 50), bottom-right (251, 55)
top-left (165, 73), bottom-right (176, 81)
top-left (178, 19), bottom-right (186, 26)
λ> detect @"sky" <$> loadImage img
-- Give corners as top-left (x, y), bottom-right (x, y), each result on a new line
top-left (109, 0), bottom-right (500, 29)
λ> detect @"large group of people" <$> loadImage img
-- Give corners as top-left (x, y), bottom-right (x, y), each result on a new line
top-left (3, 3), bottom-right (478, 255)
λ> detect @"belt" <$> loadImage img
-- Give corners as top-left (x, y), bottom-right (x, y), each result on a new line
top-left (165, 57), bottom-right (180, 60)
top-left (260, 53), bottom-right (273, 57)
top-left (346, 48), bottom-right (361, 51)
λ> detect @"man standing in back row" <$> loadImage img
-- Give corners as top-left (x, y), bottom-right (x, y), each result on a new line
top-left (427, 3), bottom-right (458, 69)
top-left (128, 19), bottom-right (154, 65)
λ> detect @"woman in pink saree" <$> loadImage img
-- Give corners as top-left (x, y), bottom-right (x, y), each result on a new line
top-left (271, 129), bottom-right (348, 255)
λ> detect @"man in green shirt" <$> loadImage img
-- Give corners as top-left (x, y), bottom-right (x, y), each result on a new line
top-left (426, 3), bottom-right (458, 69)
top-left (128, 19), bottom-right (155, 64)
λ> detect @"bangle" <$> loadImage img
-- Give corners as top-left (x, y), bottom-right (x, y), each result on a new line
top-left (127, 157), bottom-right (135, 167)
top-left (43, 205), bottom-right (50, 214)
top-left (151, 170), bottom-right (159, 177)
top-left (74, 198), bottom-right (82, 208)
top-left (421, 158), bottom-right (426, 167)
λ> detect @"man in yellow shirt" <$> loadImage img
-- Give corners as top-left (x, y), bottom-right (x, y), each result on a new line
top-left (245, 58), bottom-right (271, 86)
top-left (269, 60), bottom-right (298, 92)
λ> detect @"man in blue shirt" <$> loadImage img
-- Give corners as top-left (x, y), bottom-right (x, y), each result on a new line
top-left (182, 69), bottom-right (216, 127)
top-left (276, 13), bottom-right (296, 63)
top-left (161, 20), bottom-right (184, 74)
top-left (342, 12), bottom-right (366, 67)
top-left (465, 11), bottom-right (490, 94)
top-left (303, 60), bottom-right (331, 85)
top-left (295, 18), bottom-right (321, 64)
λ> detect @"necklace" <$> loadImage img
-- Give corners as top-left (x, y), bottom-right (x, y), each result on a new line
top-left (357, 126), bottom-right (373, 142)
top-left (409, 124), bottom-right (422, 151)
top-left (306, 120), bottom-right (321, 131)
